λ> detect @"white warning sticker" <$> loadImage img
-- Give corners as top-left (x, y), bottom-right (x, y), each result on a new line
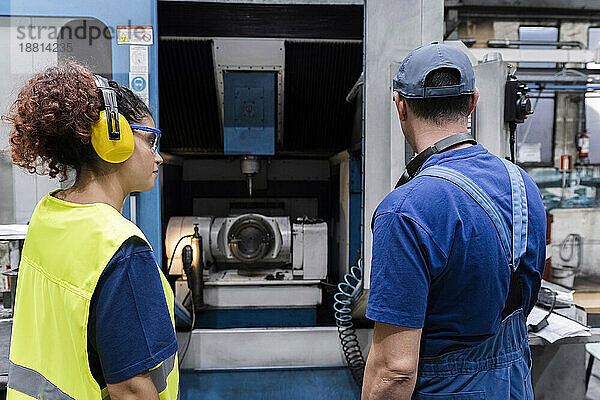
top-left (117, 26), bottom-right (153, 45)
top-left (130, 46), bottom-right (149, 73)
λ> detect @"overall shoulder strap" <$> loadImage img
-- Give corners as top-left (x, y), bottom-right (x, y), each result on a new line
top-left (500, 159), bottom-right (529, 318)
top-left (500, 158), bottom-right (528, 271)
top-left (417, 163), bottom-right (529, 316)
top-left (418, 165), bottom-right (513, 268)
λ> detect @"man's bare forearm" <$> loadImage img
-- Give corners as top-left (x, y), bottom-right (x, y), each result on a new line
top-left (362, 373), bottom-right (417, 399)
top-left (362, 351), bottom-right (417, 399)
top-left (361, 322), bottom-right (421, 399)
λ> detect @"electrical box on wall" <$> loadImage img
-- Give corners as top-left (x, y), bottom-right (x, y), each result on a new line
top-left (223, 71), bottom-right (276, 155)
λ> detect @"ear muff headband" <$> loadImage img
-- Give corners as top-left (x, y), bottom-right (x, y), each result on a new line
top-left (90, 75), bottom-right (134, 164)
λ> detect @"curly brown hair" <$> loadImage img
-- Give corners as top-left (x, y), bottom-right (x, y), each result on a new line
top-left (4, 61), bottom-right (152, 181)
top-left (4, 62), bottom-right (102, 180)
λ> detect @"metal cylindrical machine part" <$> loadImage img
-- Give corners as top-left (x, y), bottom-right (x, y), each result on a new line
top-left (241, 155), bottom-right (260, 175)
top-left (241, 156), bottom-right (261, 197)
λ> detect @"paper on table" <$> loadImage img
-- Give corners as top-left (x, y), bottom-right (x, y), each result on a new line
top-left (527, 306), bottom-right (590, 343)
top-left (555, 290), bottom-right (574, 305)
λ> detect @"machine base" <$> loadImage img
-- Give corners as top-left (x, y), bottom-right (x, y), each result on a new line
top-left (194, 308), bottom-right (317, 328)
top-left (175, 279), bottom-right (323, 308)
top-left (180, 367), bottom-right (360, 400)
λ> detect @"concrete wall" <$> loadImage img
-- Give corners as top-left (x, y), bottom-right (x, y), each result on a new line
top-left (550, 208), bottom-right (600, 277)
top-left (553, 22), bottom-right (589, 168)
top-left (553, 93), bottom-right (581, 168)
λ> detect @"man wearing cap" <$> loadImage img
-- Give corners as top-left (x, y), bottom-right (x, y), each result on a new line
top-left (362, 43), bottom-right (546, 399)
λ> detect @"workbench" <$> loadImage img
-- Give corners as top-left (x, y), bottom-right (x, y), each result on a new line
top-left (530, 328), bottom-right (600, 399)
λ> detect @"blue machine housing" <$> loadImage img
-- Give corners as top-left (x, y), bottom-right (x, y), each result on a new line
top-left (1, 2), bottom-right (362, 399)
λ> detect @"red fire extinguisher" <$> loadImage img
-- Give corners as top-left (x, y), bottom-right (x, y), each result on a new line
top-left (560, 155), bottom-right (572, 172)
top-left (578, 132), bottom-right (590, 159)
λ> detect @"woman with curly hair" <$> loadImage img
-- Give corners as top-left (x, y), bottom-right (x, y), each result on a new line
top-left (5, 62), bottom-right (179, 400)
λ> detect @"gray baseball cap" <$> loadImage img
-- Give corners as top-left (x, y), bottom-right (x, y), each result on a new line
top-left (393, 42), bottom-right (475, 98)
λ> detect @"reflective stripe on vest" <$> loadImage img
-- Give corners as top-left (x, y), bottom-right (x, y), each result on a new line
top-left (8, 361), bottom-right (75, 400)
top-left (418, 161), bottom-right (528, 271)
top-left (8, 192), bottom-right (179, 400)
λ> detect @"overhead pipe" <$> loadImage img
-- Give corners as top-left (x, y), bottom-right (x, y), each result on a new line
top-left (487, 39), bottom-right (585, 49)
top-left (528, 84), bottom-right (600, 91)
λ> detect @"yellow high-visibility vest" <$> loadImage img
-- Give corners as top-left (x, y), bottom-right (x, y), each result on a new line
top-left (7, 192), bottom-right (179, 399)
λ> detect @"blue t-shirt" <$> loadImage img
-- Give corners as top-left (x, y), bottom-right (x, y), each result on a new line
top-left (87, 237), bottom-right (178, 386)
top-left (366, 144), bottom-right (546, 357)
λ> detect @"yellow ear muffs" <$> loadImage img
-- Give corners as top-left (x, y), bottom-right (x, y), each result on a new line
top-left (90, 110), bottom-right (135, 164)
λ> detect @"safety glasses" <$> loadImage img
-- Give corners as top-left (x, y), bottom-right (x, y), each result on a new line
top-left (130, 125), bottom-right (162, 154)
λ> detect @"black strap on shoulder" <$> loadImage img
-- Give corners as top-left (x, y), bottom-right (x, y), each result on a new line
top-left (394, 132), bottom-right (477, 189)
top-left (371, 132), bottom-right (477, 232)
top-left (502, 264), bottom-right (524, 319)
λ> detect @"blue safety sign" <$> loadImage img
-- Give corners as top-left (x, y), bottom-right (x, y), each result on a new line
top-left (131, 76), bottom-right (146, 92)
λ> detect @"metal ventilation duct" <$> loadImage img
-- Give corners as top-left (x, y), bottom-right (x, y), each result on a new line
top-left (158, 38), bottom-right (362, 155)
top-left (158, 38), bottom-right (222, 153)
top-left (283, 40), bottom-right (362, 153)
top-left (158, 2), bottom-right (363, 40)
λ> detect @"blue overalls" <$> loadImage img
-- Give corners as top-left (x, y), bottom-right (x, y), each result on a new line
top-left (411, 159), bottom-right (534, 400)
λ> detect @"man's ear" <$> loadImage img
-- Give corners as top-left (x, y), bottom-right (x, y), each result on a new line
top-left (468, 87), bottom-right (480, 115)
top-left (394, 92), bottom-right (408, 122)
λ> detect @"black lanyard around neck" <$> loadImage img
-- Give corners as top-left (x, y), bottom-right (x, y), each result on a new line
top-left (394, 132), bottom-right (477, 189)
